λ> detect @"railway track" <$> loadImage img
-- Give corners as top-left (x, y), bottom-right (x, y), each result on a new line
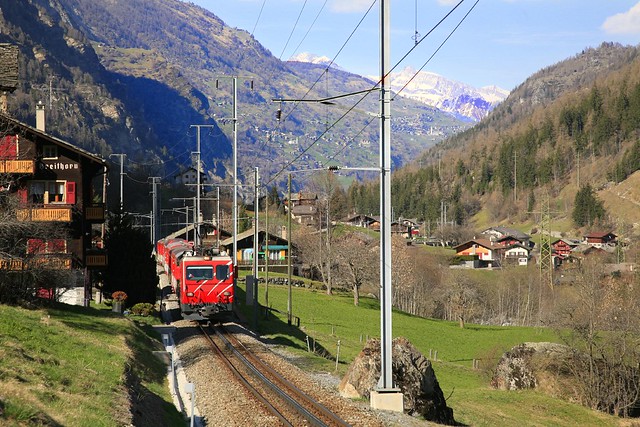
top-left (197, 323), bottom-right (351, 427)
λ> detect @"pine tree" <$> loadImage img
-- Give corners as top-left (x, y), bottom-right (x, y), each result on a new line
top-left (572, 184), bottom-right (606, 227)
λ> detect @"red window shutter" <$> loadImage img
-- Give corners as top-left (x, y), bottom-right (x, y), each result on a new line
top-left (17, 187), bottom-right (28, 204)
top-left (0, 135), bottom-right (17, 158)
top-left (66, 182), bottom-right (76, 204)
top-left (47, 239), bottom-right (67, 253)
top-left (27, 239), bottom-right (45, 254)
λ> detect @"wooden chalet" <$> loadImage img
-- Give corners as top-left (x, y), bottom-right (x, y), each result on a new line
top-left (341, 213), bottom-right (379, 229)
top-left (453, 239), bottom-right (504, 268)
top-left (481, 226), bottom-right (533, 248)
top-left (0, 108), bottom-right (108, 274)
top-left (219, 228), bottom-right (290, 272)
top-left (584, 231), bottom-right (617, 248)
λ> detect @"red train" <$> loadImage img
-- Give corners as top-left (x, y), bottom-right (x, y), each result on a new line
top-left (157, 238), bottom-right (235, 321)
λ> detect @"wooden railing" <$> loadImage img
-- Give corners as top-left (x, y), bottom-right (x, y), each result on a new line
top-left (0, 256), bottom-right (72, 270)
top-left (17, 207), bottom-right (72, 222)
top-left (85, 205), bottom-right (105, 221)
top-left (85, 252), bottom-right (108, 267)
top-left (0, 160), bottom-right (34, 174)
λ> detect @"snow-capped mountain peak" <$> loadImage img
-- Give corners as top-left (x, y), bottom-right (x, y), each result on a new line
top-left (385, 67), bottom-right (509, 122)
top-left (287, 52), bottom-right (345, 71)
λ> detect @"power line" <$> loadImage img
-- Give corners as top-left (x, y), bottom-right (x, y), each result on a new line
top-left (392, 0), bottom-right (481, 101)
top-left (289, 0), bottom-right (329, 59)
top-left (278, 0), bottom-right (308, 61)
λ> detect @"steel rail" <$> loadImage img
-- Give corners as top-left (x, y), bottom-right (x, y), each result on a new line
top-left (217, 325), bottom-right (351, 427)
top-left (196, 323), bottom-right (292, 426)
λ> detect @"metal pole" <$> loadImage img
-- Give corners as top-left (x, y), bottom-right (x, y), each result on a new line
top-left (287, 172), bottom-right (292, 325)
top-left (265, 190), bottom-right (269, 308)
top-left (378, 0), bottom-right (394, 391)
top-left (216, 187), bottom-right (220, 248)
top-left (233, 77), bottom-right (239, 299)
top-left (109, 154), bottom-right (126, 212)
top-left (253, 167), bottom-right (259, 329)
top-left (196, 126), bottom-right (201, 247)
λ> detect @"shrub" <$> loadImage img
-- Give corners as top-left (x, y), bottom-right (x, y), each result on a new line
top-left (111, 291), bottom-right (127, 302)
top-left (130, 303), bottom-right (155, 316)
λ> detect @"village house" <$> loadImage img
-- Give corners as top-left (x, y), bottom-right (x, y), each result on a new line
top-left (453, 238), bottom-right (504, 269)
top-left (341, 213), bottom-right (379, 229)
top-left (0, 104), bottom-right (108, 292)
top-left (284, 192), bottom-right (318, 226)
top-left (583, 231), bottom-right (617, 249)
top-left (481, 226), bottom-right (533, 248)
top-left (174, 165), bottom-right (208, 191)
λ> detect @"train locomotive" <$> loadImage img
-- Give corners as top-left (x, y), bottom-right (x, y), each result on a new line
top-left (157, 238), bottom-right (235, 321)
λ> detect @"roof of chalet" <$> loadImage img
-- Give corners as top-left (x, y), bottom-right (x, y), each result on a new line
top-left (584, 231), bottom-right (617, 239)
top-left (503, 243), bottom-right (530, 251)
top-left (292, 205), bottom-right (317, 216)
top-left (343, 213), bottom-right (378, 223)
top-left (551, 238), bottom-right (581, 246)
top-left (0, 113), bottom-right (108, 168)
top-left (219, 227), bottom-right (289, 244)
top-left (454, 239), bottom-right (505, 252)
top-left (482, 226), bottom-right (530, 240)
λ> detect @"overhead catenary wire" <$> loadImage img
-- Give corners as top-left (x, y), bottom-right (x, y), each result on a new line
top-left (289, 0), bottom-right (329, 60)
top-left (278, 0), bottom-right (309, 61)
top-left (392, 0), bottom-right (481, 101)
top-left (265, 0), bottom-right (472, 186)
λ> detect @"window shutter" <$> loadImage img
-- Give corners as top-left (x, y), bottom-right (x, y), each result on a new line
top-left (27, 239), bottom-right (45, 254)
top-left (17, 187), bottom-right (28, 204)
top-left (47, 239), bottom-right (67, 253)
top-left (0, 135), bottom-right (17, 158)
top-left (66, 182), bottom-right (76, 205)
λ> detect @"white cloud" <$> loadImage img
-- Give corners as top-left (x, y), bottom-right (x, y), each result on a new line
top-left (329, 0), bottom-right (373, 13)
top-left (602, 2), bottom-right (640, 35)
top-left (437, 0), bottom-right (459, 5)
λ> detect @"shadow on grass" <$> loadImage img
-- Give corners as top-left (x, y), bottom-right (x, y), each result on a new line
top-left (235, 287), bottom-right (334, 360)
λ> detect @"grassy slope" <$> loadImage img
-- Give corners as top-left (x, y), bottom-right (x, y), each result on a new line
top-left (238, 282), bottom-right (623, 426)
top-left (0, 303), bottom-right (182, 426)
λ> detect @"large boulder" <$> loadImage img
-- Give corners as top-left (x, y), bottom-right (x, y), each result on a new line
top-left (339, 337), bottom-right (455, 425)
top-left (491, 342), bottom-right (573, 391)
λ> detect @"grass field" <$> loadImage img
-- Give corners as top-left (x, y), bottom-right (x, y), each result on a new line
top-left (237, 281), bottom-right (624, 426)
top-left (0, 303), bottom-right (182, 426)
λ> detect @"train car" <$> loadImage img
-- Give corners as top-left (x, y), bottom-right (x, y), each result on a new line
top-left (157, 237), bottom-right (234, 321)
top-left (177, 251), bottom-right (234, 321)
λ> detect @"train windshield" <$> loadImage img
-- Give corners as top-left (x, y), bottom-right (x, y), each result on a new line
top-left (216, 264), bottom-right (230, 280)
top-left (185, 266), bottom-right (214, 281)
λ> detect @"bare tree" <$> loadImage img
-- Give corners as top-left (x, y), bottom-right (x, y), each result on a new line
top-left (0, 192), bottom-right (73, 303)
top-left (332, 231), bottom-right (377, 306)
top-left (557, 256), bottom-right (640, 417)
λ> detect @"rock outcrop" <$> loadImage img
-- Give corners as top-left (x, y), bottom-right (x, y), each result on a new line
top-left (339, 337), bottom-right (455, 425)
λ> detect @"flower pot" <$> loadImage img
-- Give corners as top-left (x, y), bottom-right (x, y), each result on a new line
top-left (112, 301), bottom-right (124, 313)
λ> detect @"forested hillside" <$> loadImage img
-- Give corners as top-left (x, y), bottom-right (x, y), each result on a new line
top-left (348, 43), bottom-right (640, 234)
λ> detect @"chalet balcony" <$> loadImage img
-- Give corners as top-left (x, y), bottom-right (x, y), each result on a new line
top-left (0, 159), bottom-right (34, 174)
top-left (0, 258), bottom-right (24, 270)
top-left (85, 204), bottom-right (105, 222)
top-left (17, 206), bottom-right (72, 222)
top-left (0, 255), bottom-right (72, 270)
top-left (85, 250), bottom-right (108, 268)
top-left (30, 255), bottom-right (73, 270)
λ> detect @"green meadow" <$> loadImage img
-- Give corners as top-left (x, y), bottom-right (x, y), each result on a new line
top-left (238, 281), bottom-right (623, 426)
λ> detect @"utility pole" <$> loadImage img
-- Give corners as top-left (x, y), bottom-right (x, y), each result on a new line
top-left (372, 0), bottom-right (403, 411)
top-left (253, 167), bottom-right (259, 330)
top-left (514, 151), bottom-right (517, 203)
top-left (190, 124), bottom-right (214, 248)
top-left (287, 172), bottom-right (292, 325)
top-left (109, 154), bottom-right (126, 212)
top-left (150, 177), bottom-right (161, 245)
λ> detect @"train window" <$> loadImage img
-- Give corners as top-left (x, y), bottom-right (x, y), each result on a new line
top-left (186, 266), bottom-right (213, 280)
top-left (215, 265), bottom-right (229, 280)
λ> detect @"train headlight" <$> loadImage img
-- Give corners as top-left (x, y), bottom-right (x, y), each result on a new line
top-left (186, 292), bottom-right (194, 297)
top-left (223, 291), bottom-right (231, 296)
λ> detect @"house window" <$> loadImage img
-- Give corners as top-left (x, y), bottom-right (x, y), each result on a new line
top-left (27, 239), bottom-right (67, 254)
top-left (42, 145), bottom-right (58, 159)
top-left (29, 181), bottom-right (67, 204)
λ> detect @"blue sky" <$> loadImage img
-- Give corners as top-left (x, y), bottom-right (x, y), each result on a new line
top-left (190, 0), bottom-right (640, 91)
